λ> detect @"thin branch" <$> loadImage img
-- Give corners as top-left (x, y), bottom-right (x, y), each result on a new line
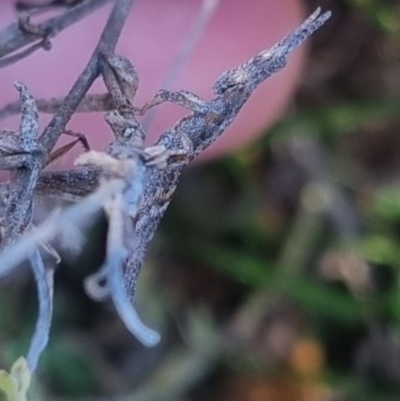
top-left (26, 250), bottom-right (54, 373)
top-left (36, 166), bottom-right (100, 199)
top-left (39, 0), bottom-right (136, 154)
top-left (2, 82), bottom-right (43, 249)
top-left (0, 94), bottom-right (114, 121)
top-left (96, 0), bottom-right (135, 54)
top-left (0, 40), bottom-right (49, 69)
top-left (15, 1), bottom-right (85, 13)
top-left (0, 0), bottom-right (111, 61)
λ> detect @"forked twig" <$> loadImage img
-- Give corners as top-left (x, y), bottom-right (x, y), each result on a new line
top-left (0, 0), bottom-right (111, 62)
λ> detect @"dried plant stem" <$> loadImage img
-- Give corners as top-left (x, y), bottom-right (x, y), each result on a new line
top-left (26, 250), bottom-right (54, 373)
top-left (0, 0), bottom-right (111, 61)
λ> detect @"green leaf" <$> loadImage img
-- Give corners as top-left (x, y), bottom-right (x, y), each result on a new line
top-left (0, 358), bottom-right (31, 401)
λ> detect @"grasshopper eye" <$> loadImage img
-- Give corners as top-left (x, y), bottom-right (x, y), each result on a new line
top-left (213, 74), bottom-right (237, 95)
top-left (213, 68), bottom-right (247, 95)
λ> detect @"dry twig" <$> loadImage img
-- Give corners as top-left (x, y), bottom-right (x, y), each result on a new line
top-left (0, 0), bottom-right (111, 63)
